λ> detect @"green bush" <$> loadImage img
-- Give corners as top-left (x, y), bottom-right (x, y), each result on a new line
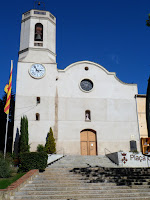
top-left (19, 152), bottom-right (48, 172)
top-left (19, 116), bottom-right (30, 153)
top-left (0, 158), bottom-right (12, 178)
top-left (37, 144), bottom-right (45, 152)
top-left (0, 152), bottom-right (14, 178)
top-left (45, 127), bottom-right (56, 154)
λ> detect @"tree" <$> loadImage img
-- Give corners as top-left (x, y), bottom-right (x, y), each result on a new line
top-left (146, 14), bottom-right (150, 27)
top-left (19, 116), bottom-right (30, 153)
top-left (45, 127), bottom-right (56, 154)
top-left (37, 144), bottom-right (45, 152)
top-left (0, 93), bottom-right (15, 153)
top-left (146, 77), bottom-right (150, 137)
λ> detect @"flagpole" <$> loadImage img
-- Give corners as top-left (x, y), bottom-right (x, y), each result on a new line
top-left (4, 60), bottom-right (13, 159)
top-left (4, 114), bottom-right (9, 159)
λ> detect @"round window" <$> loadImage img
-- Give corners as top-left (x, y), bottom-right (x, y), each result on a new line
top-left (80, 79), bottom-right (93, 92)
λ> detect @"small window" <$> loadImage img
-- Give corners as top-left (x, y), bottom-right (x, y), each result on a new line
top-left (34, 23), bottom-right (43, 41)
top-left (36, 113), bottom-right (40, 121)
top-left (37, 97), bottom-right (40, 104)
top-left (85, 110), bottom-right (91, 121)
top-left (85, 67), bottom-right (89, 71)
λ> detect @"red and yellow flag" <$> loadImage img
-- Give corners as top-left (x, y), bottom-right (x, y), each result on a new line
top-left (4, 61), bottom-right (13, 114)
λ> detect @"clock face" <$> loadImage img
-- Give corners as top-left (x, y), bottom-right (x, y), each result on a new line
top-left (29, 64), bottom-right (46, 78)
top-left (80, 79), bottom-right (93, 92)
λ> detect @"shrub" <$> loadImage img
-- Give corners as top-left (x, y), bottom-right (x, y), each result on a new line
top-left (45, 127), bottom-right (56, 154)
top-left (19, 116), bottom-right (30, 153)
top-left (19, 152), bottom-right (48, 172)
top-left (37, 144), bottom-right (45, 152)
top-left (0, 157), bottom-right (12, 178)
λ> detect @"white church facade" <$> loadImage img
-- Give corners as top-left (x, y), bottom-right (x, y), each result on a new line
top-left (13, 9), bottom-right (141, 155)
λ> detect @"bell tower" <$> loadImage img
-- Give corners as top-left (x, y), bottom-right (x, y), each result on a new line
top-left (14, 5), bottom-right (58, 152)
top-left (19, 8), bottom-right (56, 63)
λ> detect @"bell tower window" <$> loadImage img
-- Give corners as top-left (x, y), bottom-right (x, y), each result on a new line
top-left (34, 23), bottom-right (43, 41)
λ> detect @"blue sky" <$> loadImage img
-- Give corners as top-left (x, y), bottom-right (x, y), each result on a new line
top-left (0, 0), bottom-right (150, 98)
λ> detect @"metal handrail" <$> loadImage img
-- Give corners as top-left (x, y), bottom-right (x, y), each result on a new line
top-left (55, 148), bottom-right (64, 155)
top-left (104, 148), bottom-right (112, 155)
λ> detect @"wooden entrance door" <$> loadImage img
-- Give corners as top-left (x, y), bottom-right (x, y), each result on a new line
top-left (80, 130), bottom-right (97, 155)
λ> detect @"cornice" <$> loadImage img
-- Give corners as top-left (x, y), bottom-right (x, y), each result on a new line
top-left (21, 15), bottom-right (56, 26)
top-left (18, 47), bottom-right (56, 57)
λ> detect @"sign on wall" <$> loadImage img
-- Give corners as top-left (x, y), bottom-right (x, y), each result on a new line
top-left (118, 152), bottom-right (150, 167)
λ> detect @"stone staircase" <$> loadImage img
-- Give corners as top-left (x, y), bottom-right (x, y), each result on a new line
top-left (13, 155), bottom-right (150, 199)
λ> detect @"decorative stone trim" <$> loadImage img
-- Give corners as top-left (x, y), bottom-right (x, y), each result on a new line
top-left (0, 169), bottom-right (39, 200)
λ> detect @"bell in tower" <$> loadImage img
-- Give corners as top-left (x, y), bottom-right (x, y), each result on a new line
top-left (35, 23), bottom-right (43, 41)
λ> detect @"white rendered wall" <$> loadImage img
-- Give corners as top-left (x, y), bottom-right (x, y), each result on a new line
top-left (14, 61), bottom-right (140, 154)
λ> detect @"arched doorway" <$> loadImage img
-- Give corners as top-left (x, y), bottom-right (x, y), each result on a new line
top-left (80, 129), bottom-right (97, 155)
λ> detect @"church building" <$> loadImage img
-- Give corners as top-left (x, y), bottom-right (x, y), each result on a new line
top-left (13, 8), bottom-right (141, 155)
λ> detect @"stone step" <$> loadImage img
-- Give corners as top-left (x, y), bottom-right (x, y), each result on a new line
top-left (11, 198), bottom-right (150, 200)
top-left (17, 191), bottom-right (150, 196)
top-left (38, 174), bottom-right (82, 177)
top-left (50, 162), bottom-right (112, 165)
top-left (32, 179), bottom-right (89, 183)
top-left (13, 198), bottom-right (150, 200)
top-left (27, 182), bottom-right (118, 186)
top-left (86, 176), bottom-right (150, 180)
top-left (86, 178), bottom-right (150, 182)
top-left (97, 174), bottom-right (150, 178)
top-left (45, 168), bottom-right (73, 170)
top-left (23, 184), bottom-right (150, 189)
top-left (14, 192), bottom-right (150, 199)
top-left (32, 178), bottom-right (150, 185)
top-left (40, 175), bottom-right (81, 178)
top-left (34, 178), bottom-right (150, 184)
top-left (49, 164), bottom-right (114, 166)
top-left (20, 188), bottom-right (150, 194)
top-left (35, 176), bottom-right (83, 180)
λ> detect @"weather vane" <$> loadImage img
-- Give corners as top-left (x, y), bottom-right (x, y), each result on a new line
top-left (34, 1), bottom-right (46, 10)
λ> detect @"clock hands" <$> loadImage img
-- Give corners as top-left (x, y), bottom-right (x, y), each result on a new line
top-left (34, 65), bottom-right (43, 72)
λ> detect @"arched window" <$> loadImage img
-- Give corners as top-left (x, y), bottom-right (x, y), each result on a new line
top-left (85, 110), bottom-right (91, 121)
top-left (36, 113), bottom-right (40, 121)
top-left (34, 23), bottom-right (43, 41)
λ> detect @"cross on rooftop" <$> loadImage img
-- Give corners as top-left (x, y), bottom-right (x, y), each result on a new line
top-left (34, 1), bottom-right (45, 10)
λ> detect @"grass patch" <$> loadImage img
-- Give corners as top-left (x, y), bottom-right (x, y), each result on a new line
top-left (0, 173), bottom-right (25, 189)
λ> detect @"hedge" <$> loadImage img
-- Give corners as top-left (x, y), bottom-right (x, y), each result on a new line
top-left (19, 152), bottom-right (48, 172)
